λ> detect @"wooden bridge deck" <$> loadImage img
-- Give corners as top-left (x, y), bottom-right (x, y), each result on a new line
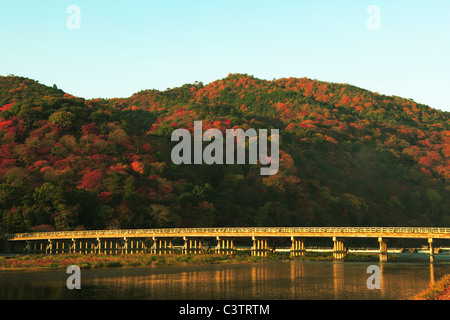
top-left (7, 226), bottom-right (450, 241)
top-left (5, 227), bottom-right (450, 261)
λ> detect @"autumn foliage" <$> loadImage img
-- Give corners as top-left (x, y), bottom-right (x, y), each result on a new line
top-left (0, 74), bottom-right (449, 234)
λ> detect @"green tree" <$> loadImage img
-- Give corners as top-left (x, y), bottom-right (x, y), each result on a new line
top-left (49, 111), bottom-right (75, 127)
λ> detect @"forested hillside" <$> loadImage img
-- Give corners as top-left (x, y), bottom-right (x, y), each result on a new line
top-left (0, 73), bottom-right (449, 234)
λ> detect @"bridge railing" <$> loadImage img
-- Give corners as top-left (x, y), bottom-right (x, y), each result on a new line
top-left (6, 227), bottom-right (450, 240)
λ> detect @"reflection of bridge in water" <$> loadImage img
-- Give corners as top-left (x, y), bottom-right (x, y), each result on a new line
top-left (5, 227), bottom-right (450, 262)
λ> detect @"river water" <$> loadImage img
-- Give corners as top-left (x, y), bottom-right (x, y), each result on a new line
top-left (0, 253), bottom-right (449, 300)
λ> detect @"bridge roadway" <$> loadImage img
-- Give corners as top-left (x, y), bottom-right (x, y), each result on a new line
top-left (5, 227), bottom-right (450, 261)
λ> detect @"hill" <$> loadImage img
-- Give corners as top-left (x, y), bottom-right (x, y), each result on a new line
top-left (0, 73), bottom-right (449, 233)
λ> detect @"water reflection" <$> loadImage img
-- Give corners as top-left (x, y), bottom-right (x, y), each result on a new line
top-left (0, 259), bottom-right (448, 300)
top-left (289, 261), bottom-right (304, 298)
top-left (430, 263), bottom-right (435, 285)
top-left (333, 262), bottom-right (344, 299)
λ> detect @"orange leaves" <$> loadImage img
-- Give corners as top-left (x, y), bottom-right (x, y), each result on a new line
top-left (325, 135), bottom-right (338, 144)
top-left (131, 161), bottom-right (144, 174)
top-left (443, 131), bottom-right (450, 158)
top-left (418, 151), bottom-right (442, 167)
top-left (436, 165), bottom-right (450, 180)
top-left (109, 163), bottom-right (127, 174)
top-left (298, 120), bottom-right (317, 130)
top-left (285, 123), bottom-right (295, 132)
top-left (279, 152), bottom-right (296, 173)
top-left (437, 131), bottom-right (450, 180)
top-left (355, 105), bottom-right (364, 112)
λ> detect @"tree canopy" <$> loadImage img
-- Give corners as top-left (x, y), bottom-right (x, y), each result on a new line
top-left (0, 74), bottom-right (449, 234)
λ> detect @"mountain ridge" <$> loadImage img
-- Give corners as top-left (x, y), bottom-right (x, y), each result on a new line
top-left (0, 74), bottom-right (448, 233)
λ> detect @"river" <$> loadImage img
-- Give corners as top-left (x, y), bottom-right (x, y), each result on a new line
top-left (0, 253), bottom-right (449, 300)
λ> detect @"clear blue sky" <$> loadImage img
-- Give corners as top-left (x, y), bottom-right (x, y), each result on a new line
top-left (1, 0), bottom-right (449, 111)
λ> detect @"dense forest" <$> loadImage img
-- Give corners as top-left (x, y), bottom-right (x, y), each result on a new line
top-left (0, 73), bottom-right (449, 234)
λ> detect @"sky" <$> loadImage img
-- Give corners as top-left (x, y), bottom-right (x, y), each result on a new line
top-left (0, 0), bottom-right (449, 112)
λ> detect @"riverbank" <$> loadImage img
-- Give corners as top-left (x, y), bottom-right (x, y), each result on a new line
top-left (0, 251), bottom-right (382, 272)
top-left (411, 274), bottom-right (450, 300)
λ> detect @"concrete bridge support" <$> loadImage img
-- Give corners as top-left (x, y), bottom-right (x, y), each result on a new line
top-left (151, 237), bottom-right (174, 255)
top-left (183, 237), bottom-right (204, 254)
top-left (333, 237), bottom-right (346, 260)
top-left (55, 240), bottom-right (66, 254)
top-left (215, 237), bottom-right (235, 255)
top-left (129, 239), bottom-right (134, 254)
top-left (71, 240), bottom-right (97, 254)
top-left (123, 238), bottom-right (128, 254)
top-left (54, 241), bottom-right (60, 254)
top-left (378, 237), bottom-right (388, 262)
top-left (71, 239), bottom-right (77, 254)
top-left (252, 237), bottom-right (269, 257)
top-left (98, 239), bottom-right (130, 255)
top-left (33, 241), bottom-right (44, 254)
top-left (429, 238), bottom-right (434, 263)
top-left (46, 240), bottom-right (53, 254)
top-left (290, 237), bottom-right (305, 257)
top-left (127, 239), bottom-right (147, 254)
top-left (96, 238), bottom-right (102, 254)
top-left (25, 241), bottom-right (32, 254)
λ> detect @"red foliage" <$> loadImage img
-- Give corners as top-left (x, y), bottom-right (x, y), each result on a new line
top-left (81, 123), bottom-right (99, 135)
top-left (142, 143), bottom-right (153, 153)
top-left (97, 191), bottom-right (112, 204)
top-left (418, 151), bottom-right (442, 167)
top-left (0, 103), bottom-right (14, 112)
top-left (30, 224), bottom-right (56, 232)
top-left (79, 169), bottom-right (105, 190)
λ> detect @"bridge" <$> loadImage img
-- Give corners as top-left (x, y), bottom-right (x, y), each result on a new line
top-left (5, 227), bottom-right (450, 262)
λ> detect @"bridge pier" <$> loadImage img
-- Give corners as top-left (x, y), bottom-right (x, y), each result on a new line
top-left (130, 239), bottom-right (136, 254)
top-left (129, 239), bottom-right (134, 254)
top-left (56, 241), bottom-right (63, 254)
top-left (216, 237), bottom-right (235, 255)
top-left (25, 241), bottom-right (32, 254)
top-left (378, 237), bottom-right (388, 262)
top-left (123, 237), bottom-right (128, 254)
top-left (95, 238), bottom-right (102, 254)
top-left (60, 241), bottom-right (66, 254)
top-left (35, 241), bottom-right (43, 253)
top-left (333, 237), bottom-right (346, 260)
top-left (290, 237), bottom-right (305, 257)
top-left (183, 237), bottom-right (205, 254)
top-left (72, 239), bottom-right (78, 254)
top-left (98, 239), bottom-right (122, 255)
top-left (252, 237), bottom-right (269, 257)
top-left (128, 239), bottom-right (147, 254)
top-left (71, 239), bottom-right (78, 254)
top-left (429, 238), bottom-right (434, 263)
top-left (152, 237), bottom-right (174, 255)
top-left (6, 227), bottom-right (450, 259)
top-left (45, 239), bottom-right (53, 254)
top-left (105, 240), bottom-right (111, 254)
top-left (111, 240), bottom-right (119, 255)
top-left (37, 241), bottom-right (42, 254)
